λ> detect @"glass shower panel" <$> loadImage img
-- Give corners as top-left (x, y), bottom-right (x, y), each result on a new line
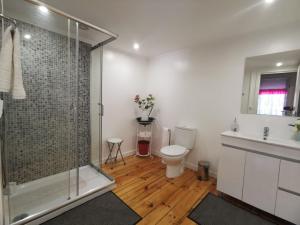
top-left (78, 25), bottom-right (113, 195)
top-left (68, 20), bottom-right (80, 197)
top-left (90, 45), bottom-right (102, 170)
top-left (1, 0), bottom-right (73, 223)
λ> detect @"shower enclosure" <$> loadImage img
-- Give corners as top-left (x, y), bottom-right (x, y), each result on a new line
top-left (0, 0), bottom-right (117, 224)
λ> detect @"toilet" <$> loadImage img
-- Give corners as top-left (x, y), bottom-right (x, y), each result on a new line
top-left (160, 126), bottom-right (196, 178)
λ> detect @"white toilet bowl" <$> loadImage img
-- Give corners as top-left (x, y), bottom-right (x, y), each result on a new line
top-left (160, 145), bottom-right (189, 178)
top-left (160, 126), bottom-right (196, 178)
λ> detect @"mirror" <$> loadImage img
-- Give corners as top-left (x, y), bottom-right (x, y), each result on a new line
top-left (241, 50), bottom-right (300, 117)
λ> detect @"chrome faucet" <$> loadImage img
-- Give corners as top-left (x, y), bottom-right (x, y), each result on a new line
top-left (263, 127), bottom-right (269, 140)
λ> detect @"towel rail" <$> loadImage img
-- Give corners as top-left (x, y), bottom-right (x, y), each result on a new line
top-left (0, 13), bottom-right (17, 27)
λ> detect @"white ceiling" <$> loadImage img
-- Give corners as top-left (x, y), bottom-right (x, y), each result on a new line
top-left (31, 0), bottom-right (300, 57)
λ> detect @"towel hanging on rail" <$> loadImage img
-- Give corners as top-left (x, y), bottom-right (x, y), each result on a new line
top-left (0, 26), bottom-right (13, 92)
top-left (11, 26), bottom-right (26, 99)
top-left (0, 25), bottom-right (26, 99)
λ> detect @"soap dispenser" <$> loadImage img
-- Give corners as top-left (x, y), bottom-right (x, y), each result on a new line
top-left (231, 117), bottom-right (239, 132)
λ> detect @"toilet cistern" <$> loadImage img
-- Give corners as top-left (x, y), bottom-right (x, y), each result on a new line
top-left (160, 126), bottom-right (196, 178)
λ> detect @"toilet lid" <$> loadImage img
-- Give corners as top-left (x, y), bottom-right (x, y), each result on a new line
top-left (160, 145), bottom-right (187, 156)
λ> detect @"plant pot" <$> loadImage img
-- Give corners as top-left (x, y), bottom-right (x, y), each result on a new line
top-left (141, 115), bottom-right (149, 121)
top-left (136, 117), bottom-right (155, 125)
top-left (140, 109), bottom-right (150, 121)
top-left (294, 132), bottom-right (300, 141)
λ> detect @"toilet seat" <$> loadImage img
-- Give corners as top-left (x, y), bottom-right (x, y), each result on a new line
top-left (160, 145), bottom-right (187, 157)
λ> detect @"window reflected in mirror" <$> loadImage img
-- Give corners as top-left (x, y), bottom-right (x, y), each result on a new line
top-left (241, 50), bottom-right (300, 117)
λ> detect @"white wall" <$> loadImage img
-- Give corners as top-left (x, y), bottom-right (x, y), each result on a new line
top-left (146, 21), bottom-right (300, 176)
top-left (101, 48), bottom-right (148, 160)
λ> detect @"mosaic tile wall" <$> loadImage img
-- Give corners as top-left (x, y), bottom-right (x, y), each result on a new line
top-left (0, 21), bottom-right (91, 184)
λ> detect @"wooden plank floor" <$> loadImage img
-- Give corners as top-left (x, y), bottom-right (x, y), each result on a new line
top-left (102, 155), bottom-right (292, 225)
top-left (102, 155), bottom-right (215, 225)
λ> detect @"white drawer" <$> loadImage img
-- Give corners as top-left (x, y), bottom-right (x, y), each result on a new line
top-left (279, 160), bottom-right (300, 194)
top-left (275, 190), bottom-right (300, 225)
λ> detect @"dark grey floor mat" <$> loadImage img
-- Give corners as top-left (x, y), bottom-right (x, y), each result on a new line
top-left (42, 192), bottom-right (141, 225)
top-left (188, 193), bottom-right (275, 225)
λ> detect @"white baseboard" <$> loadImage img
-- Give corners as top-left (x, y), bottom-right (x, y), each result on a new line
top-left (117, 149), bottom-right (136, 158)
top-left (101, 149), bottom-right (136, 164)
top-left (184, 161), bottom-right (198, 171)
top-left (152, 151), bottom-right (217, 178)
top-left (185, 161), bottom-right (217, 178)
top-left (152, 150), bottom-right (161, 157)
top-left (101, 149), bottom-right (219, 178)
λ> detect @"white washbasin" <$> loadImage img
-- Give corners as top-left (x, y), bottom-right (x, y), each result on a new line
top-left (222, 131), bottom-right (300, 151)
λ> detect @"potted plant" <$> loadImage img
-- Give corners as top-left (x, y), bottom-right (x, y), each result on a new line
top-left (134, 94), bottom-right (155, 121)
top-left (289, 119), bottom-right (300, 141)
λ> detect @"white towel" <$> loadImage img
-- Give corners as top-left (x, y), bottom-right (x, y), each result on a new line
top-left (0, 25), bottom-right (13, 92)
top-left (0, 26), bottom-right (26, 99)
top-left (12, 28), bottom-right (26, 99)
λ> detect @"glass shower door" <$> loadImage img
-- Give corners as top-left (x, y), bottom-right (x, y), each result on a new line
top-left (78, 25), bottom-right (114, 195)
top-left (0, 0), bottom-right (116, 223)
top-left (1, 0), bottom-right (75, 223)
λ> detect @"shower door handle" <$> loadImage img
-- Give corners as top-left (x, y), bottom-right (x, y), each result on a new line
top-left (101, 104), bottom-right (104, 116)
top-left (98, 103), bottom-right (104, 116)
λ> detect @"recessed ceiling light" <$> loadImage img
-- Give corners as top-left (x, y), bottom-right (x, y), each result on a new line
top-left (24, 34), bottom-right (31, 40)
top-left (133, 43), bottom-right (140, 51)
top-left (39, 6), bottom-right (49, 13)
top-left (265, 0), bottom-right (274, 4)
top-left (276, 62), bottom-right (283, 67)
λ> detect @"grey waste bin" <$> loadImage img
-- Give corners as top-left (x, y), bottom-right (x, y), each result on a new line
top-left (197, 161), bottom-right (209, 181)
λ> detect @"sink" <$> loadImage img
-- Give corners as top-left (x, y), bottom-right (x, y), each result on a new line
top-left (221, 131), bottom-right (300, 162)
top-left (222, 131), bottom-right (300, 151)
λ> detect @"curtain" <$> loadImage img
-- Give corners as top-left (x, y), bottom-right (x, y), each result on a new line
top-left (257, 89), bottom-right (287, 116)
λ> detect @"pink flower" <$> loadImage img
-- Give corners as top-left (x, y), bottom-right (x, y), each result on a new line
top-left (134, 95), bottom-right (140, 103)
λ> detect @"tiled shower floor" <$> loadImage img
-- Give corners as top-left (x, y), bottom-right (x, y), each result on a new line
top-left (5, 165), bottom-right (114, 223)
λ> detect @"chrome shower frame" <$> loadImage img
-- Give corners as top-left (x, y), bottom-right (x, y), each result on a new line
top-left (0, 0), bottom-right (118, 224)
top-left (25, 0), bottom-right (118, 47)
top-left (0, 14), bottom-right (16, 28)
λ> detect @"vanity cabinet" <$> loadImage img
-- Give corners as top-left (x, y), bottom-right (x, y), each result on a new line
top-left (218, 131), bottom-right (300, 224)
top-left (217, 146), bottom-right (246, 200)
top-left (275, 160), bottom-right (300, 224)
top-left (278, 160), bottom-right (300, 193)
top-left (275, 190), bottom-right (300, 224)
top-left (242, 152), bottom-right (280, 214)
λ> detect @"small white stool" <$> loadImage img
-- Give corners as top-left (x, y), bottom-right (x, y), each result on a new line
top-left (106, 138), bottom-right (125, 168)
